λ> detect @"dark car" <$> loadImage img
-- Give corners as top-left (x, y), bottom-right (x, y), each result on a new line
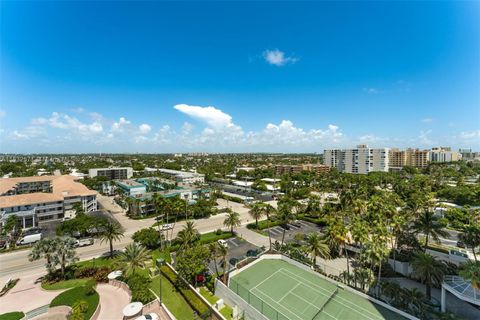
top-left (456, 241), bottom-right (466, 248)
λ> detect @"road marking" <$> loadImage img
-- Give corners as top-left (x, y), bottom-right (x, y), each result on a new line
top-left (228, 239), bottom-right (239, 247)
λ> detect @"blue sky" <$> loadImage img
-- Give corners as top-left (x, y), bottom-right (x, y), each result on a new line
top-left (1, 1), bottom-right (479, 153)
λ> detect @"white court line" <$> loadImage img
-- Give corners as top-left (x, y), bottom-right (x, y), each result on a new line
top-left (251, 269), bottom-right (283, 292)
top-left (278, 283), bottom-right (301, 303)
top-left (280, 268), bottom-right (384, 320)
top-left (251, 287), bottom-right (304, 320)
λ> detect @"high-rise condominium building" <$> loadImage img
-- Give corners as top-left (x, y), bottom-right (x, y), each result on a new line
top-left (274, 164), bottom-right (330, 176)
top-left (389, 148), bottom-right (429, 169)
top-left (324, 145), bottom-right (389, 174)
top-left (429, 147), bottom-right (462, 163)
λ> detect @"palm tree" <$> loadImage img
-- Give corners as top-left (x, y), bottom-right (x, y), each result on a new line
top-left (176, 220), bottom-right (199, 249)
top-left (262, 204), bottom-right (276, 250)
top-left (411, 209), bottom-right (449, 252)
top-left (224, 210), bottom-right (241, 234)
top-left (276, 202), bottom-right (295, 247)
top-left (305, 233), bottom-right (330, 267)
top-left (218, 243), bottom-right (228, 284)
top-left (459, 260), bottom-right (480, 290)
top-left (121, 243), bottom-right (150, 275)
top-left (99, 221), bottom-right (124, 257)
top-left (411, 252), bottom-right (445, 300)
top-left (54, 237), bottom-right (78, 279)
top-left (362, 239), bottom-right (389, 295)
top-left (248, 202), bottom-right (264, 228)
top-left (29, 238), bottom-right (58, 276)
top-left (459, 225), bottom-right (480, 262)
top-left (208, 242), bottom-right (220, 276)
top-left (381, 281), bottom-right (402, 306)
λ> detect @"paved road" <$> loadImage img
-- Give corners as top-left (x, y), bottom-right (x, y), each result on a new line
top-left (0, 198), bottom-right (253, 279)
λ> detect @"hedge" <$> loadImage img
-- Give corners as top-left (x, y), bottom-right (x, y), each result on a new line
top-left (160, 266), bottom-right (211, 318)
top-left (0, 312), bottom-right (25, 320)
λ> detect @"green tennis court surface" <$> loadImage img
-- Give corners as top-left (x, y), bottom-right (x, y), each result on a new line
top-left (229, 259), bottom-right (409, 320)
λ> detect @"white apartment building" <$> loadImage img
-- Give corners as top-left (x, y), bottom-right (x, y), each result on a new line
top-left (0, 175), bottom-right (97, 229)
top-left (146, 168), bottom-right (205, 184)
top-left (429, 147), bottom-right (462, 163)
top-left (88, 167), bottom-right (133, 180)
top-left (324, 145), bottom-right (389, 174)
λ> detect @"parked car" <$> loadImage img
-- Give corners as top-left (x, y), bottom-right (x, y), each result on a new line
top-left (134, 313), bottom-right (159, 320)
top-left (23, 227), bottom-right (42, 236)
top-left (17, 233), bottom-right (42, 245)
top-left (456, 241), bottom-right (466, 248)
top-left (161, 223), bottom-right (173, 231)
top-left (75, 238), bottom-right (94, 247)
top-left (218, 239), bottom-right (228, 248)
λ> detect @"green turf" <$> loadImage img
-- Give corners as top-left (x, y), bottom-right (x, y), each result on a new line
top-left (50, 286), bottom-right (99, 320)
top-left (0, 312), bottom-right (25, 320)
top-left (42, 278), bottom-right (91, 290)
top-left (229, 259), bottom-right (408, 320)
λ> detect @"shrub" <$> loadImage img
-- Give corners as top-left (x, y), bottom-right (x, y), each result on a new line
top-left (84, 280), bottom-right (96, 296)
top-left (72, 300), bottom-right (89, 314)
top-left (132, 228), bottom-right (161, 249)
top-left (74, 266), bottom-right (111, 282)
top-left (126, 274), bottom-right (154, 304)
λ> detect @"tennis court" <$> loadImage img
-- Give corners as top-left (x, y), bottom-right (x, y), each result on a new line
top-left (229, 258), bottom-right (409, 320)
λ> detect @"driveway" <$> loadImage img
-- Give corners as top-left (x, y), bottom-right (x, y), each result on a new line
top-left (96, 283), bottom-right (131, 320)
top-left (0, 272), bottom-right (64, 314)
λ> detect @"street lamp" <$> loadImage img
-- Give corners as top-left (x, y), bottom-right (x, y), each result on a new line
top-left (156, 258), bottom-right (165, 304)
top-left (155, 215), bottom-right (165, 250)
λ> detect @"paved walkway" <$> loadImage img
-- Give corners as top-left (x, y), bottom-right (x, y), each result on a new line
top-left (96, 283), bottom-right (131, 320)
top-left (0, 273), bottom-right (65, 314)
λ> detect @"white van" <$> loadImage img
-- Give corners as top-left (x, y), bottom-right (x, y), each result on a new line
top-left (17, 233), bottom-right (42, 245)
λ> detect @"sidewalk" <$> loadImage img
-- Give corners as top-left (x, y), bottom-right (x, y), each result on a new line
top-left (237, 226), bottom-right (270, 248)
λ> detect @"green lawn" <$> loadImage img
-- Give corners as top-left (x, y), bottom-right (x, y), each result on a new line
top-left (199, 287), bottom-right (218, 304)
top-left (50, 286), bottom-right (99, 319)
top-left (198, 231), bottom-right (234, 245)
top-left (199, 287), bottom-right (233, 320)
top-left (220, 306), bottom-right (233, 320)
top-left (0, 312), bottom-right (25, 320)
top-left (150, 275), bottom-right (195, 320)
top-left (42, 278), bottom-right (91, 290)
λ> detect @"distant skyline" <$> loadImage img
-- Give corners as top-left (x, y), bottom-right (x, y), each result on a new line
top-left (1, 1), bottom-right (479, 153)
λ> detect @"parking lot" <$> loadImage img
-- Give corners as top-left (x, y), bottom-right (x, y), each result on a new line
top-left (208, 237), bottom-right (260, 273)
top-left (265, 220), bottom-right (323, 243)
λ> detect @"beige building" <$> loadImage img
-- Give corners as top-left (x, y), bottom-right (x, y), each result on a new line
top-left (275, 164), bottom-right (330, 176)
top-left (325, 145), bottom-right (389, 174)
top-left (0, 175), bottom-right (97, 229)
top-left (389, 148), bottom-right (429, 169)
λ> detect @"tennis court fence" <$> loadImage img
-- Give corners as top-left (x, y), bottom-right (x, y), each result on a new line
top-left (229, 277), bottom-right (290, 320)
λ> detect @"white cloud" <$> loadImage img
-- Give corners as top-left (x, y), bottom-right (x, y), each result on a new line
top-left (138, 124), bottom-right (152, 134)
top-left (418, 130), bottom-right (434, 145)
top-left (263, 49), bottom-right (298, 66)
top-left (359, 134), bottom-right (389, 143)
top-left (460, 130), bottom-right (480, 140)
top-left (111, 117), bottom-right (131, 132)
top-left (11, 126), bottom-right (46, 140)
top-left (421, 118), bottom-right (433, 123)
top-left (362, 87), bottom-right (380, 94)
top-left (32, 112), bottom-right (103, 135)
top-left (174, 104), bottom-right (238, 129)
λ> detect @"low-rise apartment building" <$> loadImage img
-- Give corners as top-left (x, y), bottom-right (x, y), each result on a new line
top-left (0, 175), bottom-right (97, 229)
top-left (88, 167), bottom-right (133, 180)
top-left (459, 149), bottom-right (480, 162)
top-left (115, 179), bottom-right (147, 196)
top-left (145, 168), bottom-right (205, 184)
